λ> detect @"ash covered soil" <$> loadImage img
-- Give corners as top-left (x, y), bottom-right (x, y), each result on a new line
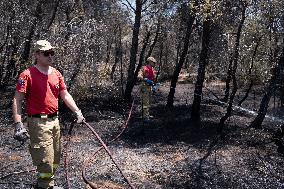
top-left (0, 82), bottom-right (284, 189)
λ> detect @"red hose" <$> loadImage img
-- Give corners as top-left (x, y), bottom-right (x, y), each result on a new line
top-left (82, 120), bottom-right (136, 189)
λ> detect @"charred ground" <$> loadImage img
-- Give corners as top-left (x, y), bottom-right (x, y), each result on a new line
top-left (0, 82), bottom-right (284, 189)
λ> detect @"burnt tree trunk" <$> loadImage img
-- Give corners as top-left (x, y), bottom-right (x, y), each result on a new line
top-left (119, 29), bottom-right (124, 96)
top-left (0, 22), bottom-right (11, 85)
top-left (0, 40), bottom-right (11, 86)
top-left (157, 36), bottom-right (164, 79)
top-left (105, 37), bottom-right (113, 65)
top-left (190, 15), bottom-right (212, 120)
top-left (167, 2), bottom-right (196, 107)
top-left (2, 37), bottom-right (20, 86)
top-left (20, 0), bottom-right (43, 66)
top-left (110, 25), bottom-right (122, 80)
top-left (223, 2), bottom-right (248, 102)
top-left (64, 2), bottom-right (75, 41)
top-left (250, 45), bottom-right (284, 129)
top-left (223, 54), bottom-right (233, 102)
top-left (133, 29), bottom-right (151, 85)
top-left (124, 0), bottom-right (143, 101)
top-left (0, 14), bottom-right (12, 54)
top-left (238, 36), bottom-right (261, 106)
top-left (146, 21), bottom-right (160, 59)
top-left (46, 0), bottom-right (60, 30)
top-left (67, 45), bottom-right (85, 90)
top-left (219, 1), bottom-right (247, 132)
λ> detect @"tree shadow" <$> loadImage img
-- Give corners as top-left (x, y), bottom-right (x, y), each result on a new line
top-left (122, 104), bottom-right (220, 148)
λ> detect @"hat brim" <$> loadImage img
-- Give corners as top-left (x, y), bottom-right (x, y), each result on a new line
top-left (38, 46), bottom-right (56, 51)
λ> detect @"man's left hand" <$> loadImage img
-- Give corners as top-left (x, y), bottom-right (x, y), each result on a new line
top-left (75, 109), bottom-right (85, 123)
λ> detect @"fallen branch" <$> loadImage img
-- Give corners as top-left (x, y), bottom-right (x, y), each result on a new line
top-left (0, 169), bottom-right (36, 180)
top-left (203, 96), bottom-right (284, 124)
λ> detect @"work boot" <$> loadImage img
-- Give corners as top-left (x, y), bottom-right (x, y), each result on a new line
top-left (145, 115), bottom-right (153, 121)
top-left (145, 117), bottom-right (150, 121)
top-left (143, 117), bottom-right (151, 123)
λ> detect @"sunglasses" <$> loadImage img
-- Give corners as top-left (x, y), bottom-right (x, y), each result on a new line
top-left (40, 51), bottom-right (55, 57)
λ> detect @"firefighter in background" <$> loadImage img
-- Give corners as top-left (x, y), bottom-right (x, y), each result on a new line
top-left (12, 40), bottom-right (85, 189)
top-left (138, 56), bottom-right (157, 121)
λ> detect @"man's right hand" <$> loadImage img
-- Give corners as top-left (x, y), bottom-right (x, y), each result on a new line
top-left (144, 78), bottom-right (154, 86)
top-left (13, 122), bottom-right (29, 142)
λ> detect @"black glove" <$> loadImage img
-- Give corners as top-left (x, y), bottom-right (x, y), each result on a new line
top-left (14, 122), bottom-right (29, 142)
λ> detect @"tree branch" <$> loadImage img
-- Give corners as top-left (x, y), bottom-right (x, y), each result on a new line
top-left (142, 0), bottom-right (149, 5)
top-left (122, 0), bottom-right (135, 12)
top-left (142, 0), bottom-right (157, 12)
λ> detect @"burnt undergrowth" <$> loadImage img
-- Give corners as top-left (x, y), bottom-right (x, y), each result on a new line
top-left (1, 83), bottom-right (284, 189)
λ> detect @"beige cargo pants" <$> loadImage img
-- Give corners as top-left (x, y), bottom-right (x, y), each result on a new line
top-left (27, 117), bottom-right (60, 189)
top-left (141, 84), bottom-right (152, 119)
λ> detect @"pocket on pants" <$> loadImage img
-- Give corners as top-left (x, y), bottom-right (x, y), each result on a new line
top-left (29, 144), bottom-right (46, 166)
top-left (29, 142), bottom-right (53, 167)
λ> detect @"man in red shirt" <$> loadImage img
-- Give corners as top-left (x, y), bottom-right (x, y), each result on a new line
top-left (12, 40), bottom-right (85, 189)
top-left (138, 57), bottom-right (157, 121)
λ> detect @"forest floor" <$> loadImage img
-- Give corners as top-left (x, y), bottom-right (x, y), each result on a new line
top-left (0, 81), bottom-right (284, 189)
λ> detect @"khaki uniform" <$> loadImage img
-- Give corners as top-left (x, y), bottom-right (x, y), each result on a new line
top-left (13, 40), bottom-right (82, 189)
top-left (27, 116), bottom-right (60, 188)
top-left (141, 84), bottom-right (152, 118)
top-left (138, 63), bottom-right (156, 119)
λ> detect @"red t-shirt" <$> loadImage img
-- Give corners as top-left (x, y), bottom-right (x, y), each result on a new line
top-left (16, 66), bottom-right (66, 115)
top-left (143, 65), bottom-right (155, 81)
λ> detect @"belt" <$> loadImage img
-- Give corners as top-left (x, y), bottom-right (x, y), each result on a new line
top-left (28, 112), bottom-right (58, 119)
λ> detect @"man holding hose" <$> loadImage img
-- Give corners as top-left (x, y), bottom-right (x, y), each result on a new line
top-left (12, 40), bottom-right (85, 189)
